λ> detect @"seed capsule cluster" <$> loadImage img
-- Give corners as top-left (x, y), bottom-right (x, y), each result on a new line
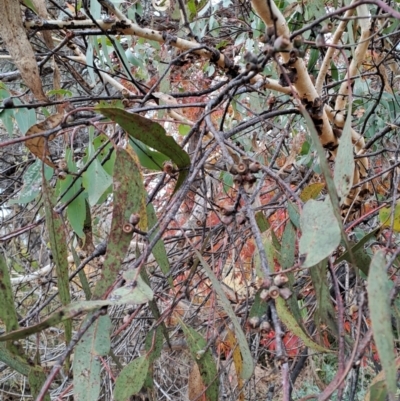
top-left (247, 272), bottom-right (293, 333)
top-left (218, 201), bottom-right (248, 226)
top-left (230, 158), bottom-right (261, 188)
top-left (259, 273), bottom-right (292, 302)
top-left (123, 213), bottom-right (141, 234)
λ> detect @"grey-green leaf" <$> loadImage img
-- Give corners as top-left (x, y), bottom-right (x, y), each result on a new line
top-left (96, 107), bottom-right (190, 191)
top-left (299, 197), bottom-right (341, 267)
top-left (180, 322), bottom-right (219, 401)
top-left (193, 249), bottom-right (254, 380)
top-left (334, 111), bottom-right (354, 204)
top-left (114, 356), bottom-right (150, 401)
top-left (73, 315), bottom-right (112, 401)
top-left (110, 273), bottom-right (153, 303)
top-left (367, 250), bottom-right (397, 401)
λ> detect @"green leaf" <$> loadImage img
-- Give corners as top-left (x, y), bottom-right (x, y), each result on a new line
top-left (255, 212), bottom-right (281, 251)
top-left (368, 380), bottom-right (388, 401)
top-left (92, 134), bottom-right (115, 174)
top-left (28, 367), bottom-right (50, 401)
top-left (66, 190), bottom-right (86, 239)
top-left (47, 89), bottom-right (73, 97)
top-left (0, 253), bottom-right (19, 332)
top-left (275, 297), bottom-right (332, 353)
top-left (43, 178), bottom-right (72, 343)
top-left (379, 202), bottom-right (400, 232)
top-left (255, 210), bottom-right (269, 232)
top-left (336, 228), bottom-right (379, 276)
top-left (299, 198), bottom-right (341, 267)
top-left (109, 272), bottom-right (153, 303)
top-left (92, 147), bottom-right (147, 299)
top-left (60, 149), bottom-right (86, 238)
top-left (114, 356), bottom-right (150, 401)
top-left (180, 322), bottom-right (219, 401)
top-left (299, 182), bottom-right (325, 202)
top-left (82, 158), bottom-right (112, 206)
top-left (178, 124), bottom-right (191, 136)
top-left (281, 222), bottom-right (302, 324)
top-left (0, 108), bottom-right (14, 136)
top-left (147, 202), bottom-right (173, 287)
top-left (287, 200), bottom-right (300, 228)
top-left (193, 249), bottom-right (254, 380)
top-left (130, 138), bottom-right (169, 171)
top-left (367, 250), bottom-right (397, 400)
top-left (9, 161), bottom-right (53, 205)
top-left (248, 289), bottom-right (269, 319)
top-left (0, 343), bottom-right (30, 376)
top-left (307, 48), bottom-right (319, 72)
top-left (96, 107), bottom-right (190, 191)
top-left (82, 128), bottom-right (112, 206)
top-left (309, 259), bottom-right (338, 336)
top-left (21, 0), bottom-right (38, 13)
top-left (71, 245), bottom-right (91, 300)
top-left (0, 297), bottom-right (147, 342)
top-left (364, 357), bottom-right (400, 401)
top-left (334, 111), bottom-right (354, 204)
top-left (144, 327), bottom-right (164, 364)
top-left (13, 100), bottom-right (36, 134)
top-left (73, 315), bottom-right (112, 401)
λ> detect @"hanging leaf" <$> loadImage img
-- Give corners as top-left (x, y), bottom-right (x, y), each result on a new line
top-left (28, 367), bottom-right (50, 401)
top-left (96, 106), bottom-right (190, 191)
top-left (193, 249), bottom-right (254, 380)
top-left (109, 272), bottom-right (153, 304)
top-left (379, 202), bottom-right (400, 232)
top-left (367, 250), bottom-right (397, 400)
top-left (82, 157), bottom-right (112, 206)
top-left (225, 329), bottom-right (244, 401)
top-left (275, 297), bottom-right (332, 353)
top-left (281, 221), bottom-right (302, 324)
top-left (0, 253), bottom-right (19, 333)
top-left (130, 137), bottom-right (169, 171)
top-left (114, 356), bottom-right (150, 401)
top-left (8, 161), bottom-right (53, 205)
top-left (309, 259), bottom-right (338, 336)
top-left (13, 100), bottom-right (36, 134)
top-left (147, 202), bottom-right (173, 287)
top-left (0, 342), bottom-right (30, 376)
top-left (299, 182), bottom-right (325, 202)
top-left (334, 111), bottom-right (354, 204)
top-left (59, 149), bottom-right (86, 239)
top-left (364, 357), bottom-right (400, 401)
top-left (124, 144), bottom-right (148, 231)
top-left (180, 322), bottom-right (219, 401)
top-left (248, 289), bottom-right (269, 319)
top-left (144, 327), bottom-right (164, 364)
top-left (299, 197), bottom-right (341, 267)
top-left (0, 296), bottom-right (149, 342)
top-left (25, 113), bottom-right (63, 167)
top-left (336, 227), bottom-right (379, 276)
top-left (91, 146), bottom-right (147, 299)
top-left (43, 178), bottom-right (72, 344)
top-left (73, 315), bottom-right (112, 401)
top-left (287, 200), bottom-right (300, 228)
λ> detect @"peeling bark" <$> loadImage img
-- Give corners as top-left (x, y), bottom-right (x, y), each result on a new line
top-left (0, 0), bottom-right (47, 101)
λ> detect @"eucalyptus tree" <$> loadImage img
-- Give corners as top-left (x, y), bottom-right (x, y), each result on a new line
top-left (0, 0), bottom-right (400, 400)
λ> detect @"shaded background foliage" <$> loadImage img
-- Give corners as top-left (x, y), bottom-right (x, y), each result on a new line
top-left (1, 0), bottom-right (400, 400)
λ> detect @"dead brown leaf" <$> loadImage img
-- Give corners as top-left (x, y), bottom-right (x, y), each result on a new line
top-left (25, 113), bottom-right (64, 167)
top-left (0, 1), bottom-right (47, 101)
top-left (188, 363), bottom-right (206, 401)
